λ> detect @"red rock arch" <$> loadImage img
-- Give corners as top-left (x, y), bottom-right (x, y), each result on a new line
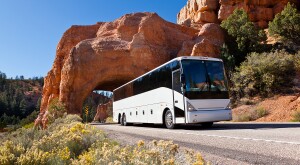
top-left (38, 12), bottom-right (224, 128)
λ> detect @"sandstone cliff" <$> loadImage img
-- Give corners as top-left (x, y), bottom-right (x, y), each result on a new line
top-left (37, 12), bottom-right (225, 126)
top-left (178, 0), bottom-right (299, 28)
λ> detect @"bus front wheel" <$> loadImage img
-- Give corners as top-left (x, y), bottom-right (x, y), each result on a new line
top-left (164, 110), bottom-right (176, 129)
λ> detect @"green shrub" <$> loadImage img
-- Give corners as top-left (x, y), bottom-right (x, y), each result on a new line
top-left (0, 140), bottom-right (25, 165)
top-left (233, 107), bottom-right (268, 122)
top-left (295, 51), bottom-right (300, 71)
top-left (19, 111), bottom-right (39, 127)
top-left (255, 107), bottom-right (268, 119)
top-left (220, 44), bottom-right (235, 75)
top-left (0, 121), bottom-right (6, 131)
top-left (105, 117), bottom-right (114, 123)
top-left (0, 111), bottom-right (38, 132)
top-left (269, 3), bottom-right (300, 46)
top-left (22, 122), bottom-right (34, 129)
top-left (47, 98), bottom-right (67, 124)
top-left (0, 114), bottom-right (20, 127)
top-left (232, 51), bottom-right (296, 98)
top-left (73, 140), bottom-right (206, 165)
top-left (0, 114), bottom-right (105, 164)
top-left (0, 114), bottom-right (206, 165)
top-left (233, 114), bottom-right (251, 122)
top-left (292, 110), bottom-right (300, 122)
top-left (221, 9), bottom-right (267, 63)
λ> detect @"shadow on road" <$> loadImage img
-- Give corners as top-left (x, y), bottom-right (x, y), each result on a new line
top-left (108, 122), bottom-right (300, 130)
top-left (206, 122), bottom-right (300, 130)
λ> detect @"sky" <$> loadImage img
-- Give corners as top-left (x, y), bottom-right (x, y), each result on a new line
top-left (0, 0), bottom-right (187, 79)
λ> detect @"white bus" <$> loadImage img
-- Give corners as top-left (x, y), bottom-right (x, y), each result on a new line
top-left (113, 56), bottom-right (232, 129)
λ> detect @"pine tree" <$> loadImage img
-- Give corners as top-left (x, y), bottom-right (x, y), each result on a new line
top-left (221, 9), bottom-right (267, 63)
top-left (19, 98), bottom-right (27, 117)
top-left (269, 3), bottom-right (300, 45)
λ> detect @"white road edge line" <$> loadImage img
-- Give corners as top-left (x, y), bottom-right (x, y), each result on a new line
top-left (103, 125), bottom-right (300, 145)
top-left (167, 130), bottom-right (300, 145)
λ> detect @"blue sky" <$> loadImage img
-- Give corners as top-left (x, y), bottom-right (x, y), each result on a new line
top-left (0, 0), bottom-right (186, 79)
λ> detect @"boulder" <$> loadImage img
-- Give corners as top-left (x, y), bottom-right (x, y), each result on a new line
top-left (38, 12), bottom-right (224, 127)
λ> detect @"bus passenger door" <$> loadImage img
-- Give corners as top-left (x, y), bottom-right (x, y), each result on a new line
top-left (172, 69), bottom-right (186, 124)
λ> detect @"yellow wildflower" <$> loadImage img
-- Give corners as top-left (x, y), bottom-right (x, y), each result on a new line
top-left (137, 140), bottom-right (145, 148)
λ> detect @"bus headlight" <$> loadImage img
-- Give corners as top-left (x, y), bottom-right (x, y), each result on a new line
top-left (226, 102), bottom-right (231, 109)
top-left (187, 102), bottom-right (196, 111)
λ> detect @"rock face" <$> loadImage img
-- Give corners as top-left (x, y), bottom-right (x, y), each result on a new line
top-left (38, 12), bottom-right (225, 126)
top-left (178, 0), bottom-right (220, 28)
top-left (178, 23), bottom-right (224, 57)
top-left (178, 0), bottom-right (299, 28)
top-left (93, 101), bottom-right (112, 122)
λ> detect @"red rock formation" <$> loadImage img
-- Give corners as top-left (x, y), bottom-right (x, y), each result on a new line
top-left (178, 23), bottom-right (224, 57)
top-left (38, 12), bottom-right (225, 127)
top-left (178, 0), bottom-right (299, 29)
top-left (40, 24), bottom-right (102, 117)
top-left (93, 100), bottom-right (112, 122)
top-left (178, 0), bottom-right (220, 28)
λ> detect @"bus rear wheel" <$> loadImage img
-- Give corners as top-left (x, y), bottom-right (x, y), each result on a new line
top-left (121, 114), bottom-right (128, 126)
top-left (165, 110), bottom-right (175, 129)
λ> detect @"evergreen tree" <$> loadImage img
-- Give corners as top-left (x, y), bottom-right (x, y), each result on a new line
top-left (19, 98), bottom-right (27, 117)
top-left (269, 3), bottom-right (300, 46)
top-left (36, 97), bottom-right (41, 111)
top-left (221, 9), bottom-right (267, 64)
top-left (0, 71), bottom-right (43, 122)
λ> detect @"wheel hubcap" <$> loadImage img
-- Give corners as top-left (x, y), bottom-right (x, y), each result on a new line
top-left (123, 115), bottom-right (126, 124)
top-left (166, 112), bottom-right (172, 126)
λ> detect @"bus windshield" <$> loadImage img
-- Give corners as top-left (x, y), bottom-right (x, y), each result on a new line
top-left (181, 60), bottom-right (229, 99)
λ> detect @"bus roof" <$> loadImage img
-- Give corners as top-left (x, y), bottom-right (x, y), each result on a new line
top-left (113, 56), bottom-right (223, 91)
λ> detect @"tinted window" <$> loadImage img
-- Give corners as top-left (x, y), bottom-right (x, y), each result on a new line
top-left (114, 60), bottom-right (180, 101)
top-left (181, 60), bottom-right (229, 100)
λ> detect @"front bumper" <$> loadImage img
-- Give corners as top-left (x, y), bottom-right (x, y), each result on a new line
top-left (186, 109), bottom-right (232, 123)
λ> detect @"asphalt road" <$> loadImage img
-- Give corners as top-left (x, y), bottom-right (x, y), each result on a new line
top-left (94, 122), bottom-right (300, 165)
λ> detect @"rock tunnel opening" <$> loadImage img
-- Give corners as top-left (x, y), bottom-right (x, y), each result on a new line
top-left (82, 90), bottom-right (113, 123)
top-left (81, 78), bottom-right (133, 123)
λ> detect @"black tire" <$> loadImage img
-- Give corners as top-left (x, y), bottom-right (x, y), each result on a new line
top-left (120, 114), bottom-right (124, 126)
top-left (164, 110), bottom-right (176, 129)
top-left (118, 114), bottom-right (121, 124)
top-left (201, 122), bottom-right (213, 128)
top-left (122, 114), bottom-right (128, 126)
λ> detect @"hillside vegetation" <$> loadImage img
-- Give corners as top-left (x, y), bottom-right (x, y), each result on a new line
top-left (221, 3), bottom-right (300, 122)
top-left (0, 71), bottom-right (43, 130)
